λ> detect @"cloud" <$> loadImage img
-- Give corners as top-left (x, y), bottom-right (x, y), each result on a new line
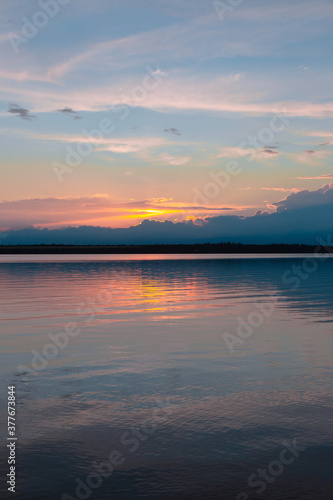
top-left (262, 149), bottom-right (279, 156)
top-left (296, 130), bottom-right (333, 145)
top-left (215, 146), bottom-right (279, 160)
top-left (261, 187), bottom-right (301, 193)
top-left (159, 153), bottom-right (190, 165)
top-left (295, 149), bottom-right (330, 165)
top-left (0, 195), bottom-right (233, 231)
top-left (8, 104), bottom-right (35, 120)
top-left (0, 69), bottom-right (50, 83)
top-left (0, 128), bottom-right (192, 163)
top-left (57, 107), bottom-right (82, 120)
top-left (93, 137), bottom-right (168, 154)
top-left (296, 175), bottom-right (333, 180)
top-left (1, 1), bottom-right (333, 121)
top-left (298, 130), bottom-right (333, 138)
top-left (2, 185), bottom-right (333, 245)
top-left (273, 184), bottom-right (333, 212)
top-left (1, 74), bottom-right (333, 118)
top-left (2, 200), bottom-right (333, 245)
top-left (215, 147), bottom-right (251, 159)
top-left (164, 128), bottom-right (182, 136)
top-left (8, 130), bottom-right (171, 156)
top-left (44, 1), bottom-right (333, 81)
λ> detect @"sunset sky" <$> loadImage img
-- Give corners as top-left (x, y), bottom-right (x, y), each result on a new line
top-left (1, 0), bottom-right (333, 241)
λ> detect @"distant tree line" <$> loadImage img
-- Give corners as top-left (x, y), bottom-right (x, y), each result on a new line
top-left (0, 242), bottom-right (326, 254)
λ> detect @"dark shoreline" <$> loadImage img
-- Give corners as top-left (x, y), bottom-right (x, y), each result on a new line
top-left (0, 243), bottom-right (325, 254)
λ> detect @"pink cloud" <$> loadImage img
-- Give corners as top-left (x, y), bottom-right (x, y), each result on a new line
top-left (296, 174), bottom-right (333, 180)
top-left (294, 150), bottom-right (330, 165)
top-left (0, 196), bottom-right (238, 231)
top-left (261, 187), bottom-right (301, 192)
top-left (159, 153), bottom-right (190, 165)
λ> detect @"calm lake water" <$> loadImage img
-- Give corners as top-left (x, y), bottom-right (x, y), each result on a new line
top-left (0, 255), bottom-right (332, 499)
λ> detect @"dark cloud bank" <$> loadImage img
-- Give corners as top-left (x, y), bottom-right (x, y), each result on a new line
top-left (1, 185), bottom-right (333, 245)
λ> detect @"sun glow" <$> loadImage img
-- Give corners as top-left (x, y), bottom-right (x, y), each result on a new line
top-left (125, 208), bottom-right (183, 219)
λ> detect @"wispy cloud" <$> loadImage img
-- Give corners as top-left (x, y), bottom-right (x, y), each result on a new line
top-left (215, 146), bottom-right (279, 160)
top-left (5, 130), bottom-right (170, 155)
top-left (164, 128), bottom-right (182, 136)
top-left (0, 69), bottom-right (50, 83)
top-left (0, 33), bottom-right (9, 43)
top-left (297, 130), bottom-right (333, 138)
top-left (295, 150), bottom-right (330, 165)
top-left (261, 187), bottom-right (301, 193)
top-left (297, 130), bottom-right (333, 145)
top-left (93, 137), bottom-right (168, 154)
top-left (296, 174), bottom-right (333, 180)
top-left (44, 1), bottom-right (333, 81)
top-left (159, 153), bottom-right (189, 165)
top-left (1, 74), bottom-right (333, 118)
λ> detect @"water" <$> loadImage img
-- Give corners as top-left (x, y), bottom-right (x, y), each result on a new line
top-left (0, 255), bottom-right (332, 499)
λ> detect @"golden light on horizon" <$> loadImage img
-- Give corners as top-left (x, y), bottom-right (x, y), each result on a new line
top-left (125, 208), bottom-right (184, 219)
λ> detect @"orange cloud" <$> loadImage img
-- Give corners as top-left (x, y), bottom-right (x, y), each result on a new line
top-left (0, 196), bottom-right (238, 231)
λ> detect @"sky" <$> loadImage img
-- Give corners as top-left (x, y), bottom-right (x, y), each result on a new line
top-left (0, 0), bottom-right (333, 243)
